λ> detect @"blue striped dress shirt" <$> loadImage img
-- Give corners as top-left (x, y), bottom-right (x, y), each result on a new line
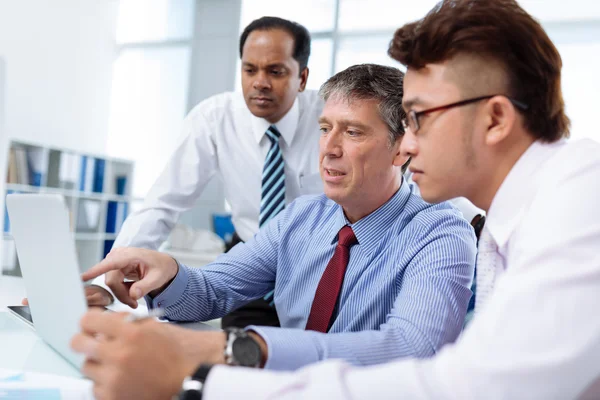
top-left (148, 181), bottom-right (477, 371)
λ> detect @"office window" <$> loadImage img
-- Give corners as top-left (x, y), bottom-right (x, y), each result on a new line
top-left (518, 0), bottom-right (600, 21)
top-left (335, 36), bottom-right (402, 73)
top-left (557, 42), bottom-right (600, 142)
top-left (116, 0), bottom-right (195, 44)
top-left (108, 0), bottom-right (195, 197)
top-left (306, 38), bottom-right (334, 90)
top-left (238, 0), bottom-right (600, 143)
top-left (338, 0), bottom-right (439, 32)
top-left (239, 0), bottom-right (336, 33)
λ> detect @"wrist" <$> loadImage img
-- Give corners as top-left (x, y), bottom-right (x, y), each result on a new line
top-left (223, 328), bottom-right (264, 368)
top-left (247, 331), bottom-right (268, 367)
top-left (148, 256), bottom-right (180, 298)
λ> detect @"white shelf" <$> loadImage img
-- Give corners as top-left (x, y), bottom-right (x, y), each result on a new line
top-left (4, 231), bottom-right (118, 242)
top-left (5, 183), bottom-right (140, 202)
top-left (8, 138), bottom-right (133, 164)
top-left (3, 139), bottom-right (136, 273)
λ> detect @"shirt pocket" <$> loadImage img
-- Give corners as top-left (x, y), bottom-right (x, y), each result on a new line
top-left (298, 172), bottom-right (324, 194)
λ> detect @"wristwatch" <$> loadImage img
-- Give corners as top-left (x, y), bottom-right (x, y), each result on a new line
top-left (178, 364), bottom-right (213, 400)
top-left (224, 327), bottom-right (262, 367)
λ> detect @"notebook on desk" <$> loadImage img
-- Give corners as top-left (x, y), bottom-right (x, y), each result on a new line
top-left (6, 194), bottom-right (88, 369)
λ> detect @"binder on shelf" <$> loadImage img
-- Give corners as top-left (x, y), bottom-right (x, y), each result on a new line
top-left (14, 147), bottom-right (29, 185)
top-left (115, 175), bottom-right (127, 196)
top-left (6, 149), bottom-right (18, 184)
top-left (105, 201), bottom-right (118, 234)
top-left (105, 201), bottom-right (128, 235)
top-left (76, 200), bottom-right (101, 232)
top-left (103, 240), bottom-right (115, 258)
top-left (59, 153), bottom-right (79, 190)
top-left (93, 158), bottom-right (105, 193)
top-left (79, 156), bottom-right (95, 192)
top-left (4, 190), bottom-right (15, 233)
top-left (115, 202), bottom-right (128, 233)
top-left (3, 205), bottom-right (8, 233)
top-left (26, 148), bottom-right (48, 187)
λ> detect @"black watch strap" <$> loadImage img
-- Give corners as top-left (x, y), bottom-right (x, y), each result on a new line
top-left (191, 364), bottom-right (213, 381)
top-left (179, 364), bottom-right (213, 400)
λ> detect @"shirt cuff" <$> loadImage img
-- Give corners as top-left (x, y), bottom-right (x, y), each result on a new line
top-left (144, 262), bottom-right (190, 310)
top-left (204, 365), bottom-right (292, 400)
top-left (247, 325), bottom-right (321, 371)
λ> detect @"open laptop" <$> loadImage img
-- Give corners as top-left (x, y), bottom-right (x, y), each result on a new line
top-left (6, 193), bottom-right (87, 368)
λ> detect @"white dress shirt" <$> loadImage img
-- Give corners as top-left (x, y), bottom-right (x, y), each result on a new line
top-left (203, 138), bottom-right (600, 400)
top-left (114, 90), bottom-right (324, 248)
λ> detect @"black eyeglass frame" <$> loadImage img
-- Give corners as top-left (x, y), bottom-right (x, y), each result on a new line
top-left (402, 95), bottom-right (529, 133)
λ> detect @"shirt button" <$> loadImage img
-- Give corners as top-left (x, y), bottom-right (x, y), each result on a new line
top-left (157, 302), bottom-right (162, 307)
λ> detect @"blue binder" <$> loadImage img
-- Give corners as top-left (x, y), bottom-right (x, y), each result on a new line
top-left (93, 159), bottom-right (105, 193)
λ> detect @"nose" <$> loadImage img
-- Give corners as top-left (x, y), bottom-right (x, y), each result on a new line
top-left (320, 128), bottom-right (343, 158)
top-left (400, 128), bottom-right (418, 159)
top-left (253, 70), bottom-right (271, 91)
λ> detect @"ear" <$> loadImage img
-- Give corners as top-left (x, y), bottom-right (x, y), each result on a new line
top-left (483, 96), bottom-right (517, 146)
top-left (298, 68), bottom-right (309, 92)
top-left (392, 138), bottom-right (410, 167)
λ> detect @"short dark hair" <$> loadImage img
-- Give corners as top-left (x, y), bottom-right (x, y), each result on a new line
top-left (388, 0), bottom-right (570, 142)
top-left (319, 64), bottom-right (406, 146)
top-left (239, 16), bottom-right (311, 73)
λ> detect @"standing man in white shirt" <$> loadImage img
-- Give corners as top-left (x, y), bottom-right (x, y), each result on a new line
top-left (88, 17), bottom-right (325, 329)
top-left (67, 1), bottom-right (600, 399)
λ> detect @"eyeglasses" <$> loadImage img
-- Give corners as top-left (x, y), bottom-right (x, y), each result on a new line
top-left (401, 95), bottom-right (529, 133)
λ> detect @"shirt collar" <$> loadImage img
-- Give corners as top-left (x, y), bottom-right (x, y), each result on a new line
top-left (486, 139), bottom-right (567, 249)
top-left (251, 97), bottom-right (299, 147)
top-left (328, 179), bottom-right (411, 255)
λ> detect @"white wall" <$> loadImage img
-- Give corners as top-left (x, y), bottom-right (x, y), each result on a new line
top-left (0, 0), bottom-right (119, 154)
top-left (0, 58), bottom-right (6, 243)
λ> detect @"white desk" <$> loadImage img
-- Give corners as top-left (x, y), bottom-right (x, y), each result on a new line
top-left (0, 275), bottom-right (218, 379)
top-left (0, 275), bottom-right (81, 377)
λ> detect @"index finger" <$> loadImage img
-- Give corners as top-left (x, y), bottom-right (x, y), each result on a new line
top-left (81, 252), bottom-right (128, 281)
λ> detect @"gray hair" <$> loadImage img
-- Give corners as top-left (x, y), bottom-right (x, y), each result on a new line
top-left (319, 63), bottom-right (406, 146)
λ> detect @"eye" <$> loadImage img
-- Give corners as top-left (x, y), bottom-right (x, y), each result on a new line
top-left (319, 127), bottom-right (329, 134)
top-left (270, 69), bottom-right (284, 76)
top-left (243, 68), bottom-right (255, 74)
top-left (347, 130), bottom-right (361, 137)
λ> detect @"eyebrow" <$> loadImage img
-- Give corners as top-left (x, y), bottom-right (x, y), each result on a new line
top-left (402, 97), bottom-right (425, 110)
top-left (318, 116), bottom-right (329, 125)
top-left (318, 117), bottom-right (371, 131)
top-left (242, 62), bottom-right (288, 69)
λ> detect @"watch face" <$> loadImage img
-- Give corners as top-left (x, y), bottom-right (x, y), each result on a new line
top-left (232, 336), bottom-right (262, 367)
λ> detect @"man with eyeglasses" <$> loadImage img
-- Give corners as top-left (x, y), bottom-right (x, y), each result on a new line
top-left (70, 64), bottom-right (478, 400)
top-left (145, 1), bottom-right (599, 399)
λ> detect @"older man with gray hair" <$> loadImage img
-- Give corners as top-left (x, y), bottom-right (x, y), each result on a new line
top-left (71, 64), bottom-right (476, 400)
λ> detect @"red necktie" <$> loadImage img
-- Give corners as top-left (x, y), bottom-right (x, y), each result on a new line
top-left (306, 225), bottom-right (357, 333)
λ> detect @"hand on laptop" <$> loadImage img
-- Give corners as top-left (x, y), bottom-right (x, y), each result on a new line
top-left (71, 309), bottom-right (220, 400)
top-left (81, 247), bottom-right (179, 309)
top-left (21, 285), bottom-right (114, 308)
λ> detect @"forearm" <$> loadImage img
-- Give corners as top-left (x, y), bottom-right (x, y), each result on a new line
top-left (249, 324), bottom-right (436, 371)
top-left (148, 261), bottom-right (274, 322)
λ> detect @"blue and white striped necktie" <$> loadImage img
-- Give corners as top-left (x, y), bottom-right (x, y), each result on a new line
top-left (259, 125), bottom-right (286, 227)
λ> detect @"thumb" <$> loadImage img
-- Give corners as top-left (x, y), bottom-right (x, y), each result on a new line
top-left (128, 273), bottom-right (165, 301)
